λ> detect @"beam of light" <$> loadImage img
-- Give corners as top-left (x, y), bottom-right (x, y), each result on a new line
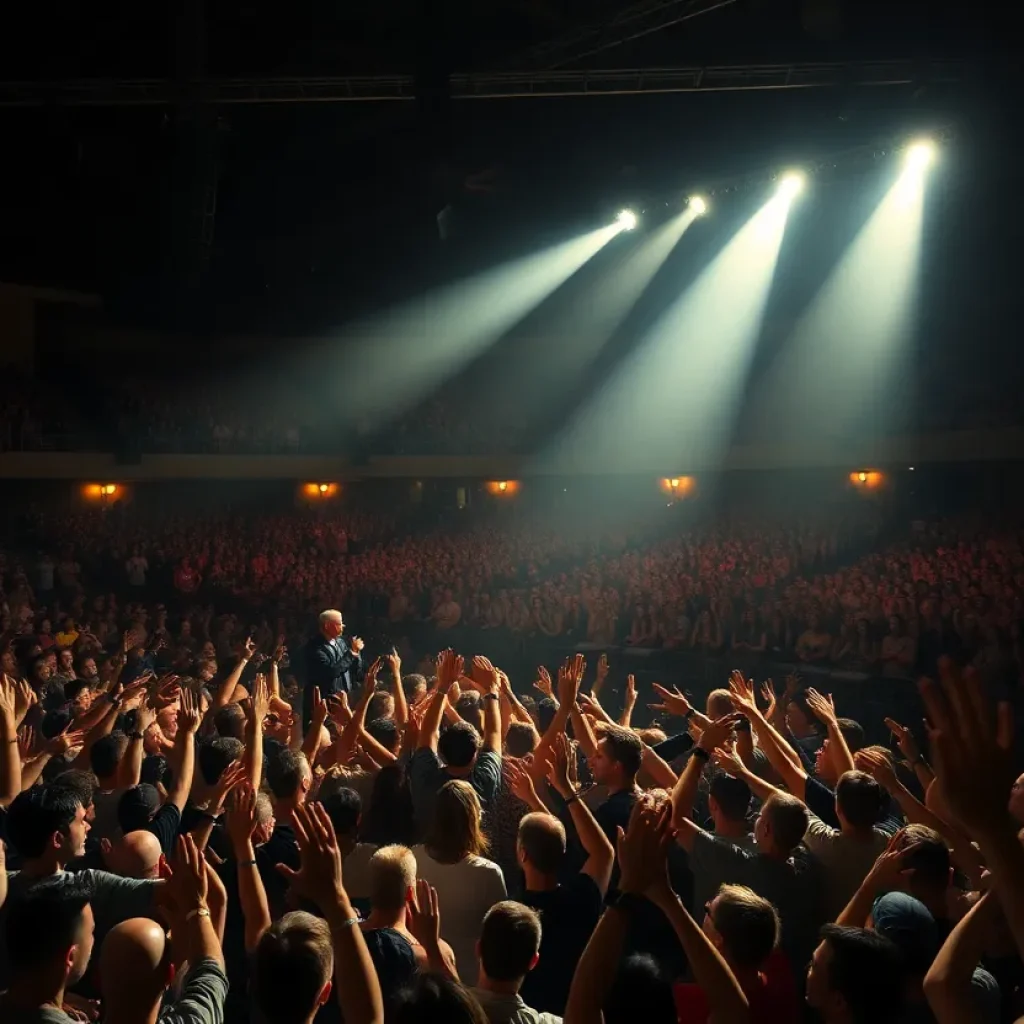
top-left (538, 192), bottom-right (794, 474)
top-left (688, 195), bottom-right (708, 216)
top-left (778, 171), bottom-right (806, 200)
top-left (750, 158), bottom-right (931, 446)
top-left (458, 208), bottom-right (702, 432)
top-left (904, 139), bottom-right (936, 172)
top-left (333, 221), bottom-right (623, 427)
top-left (617, 209), bottom-right (638, 231)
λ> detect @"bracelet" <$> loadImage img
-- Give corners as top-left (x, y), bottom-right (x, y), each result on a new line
top-left (185, 906), bottom-right (211, 922)
top-left (482, 693), bottom-right (500, 702)
top-left (682, 708), bottom-right (696, 721)
top-left (691, 746), bottom-right (711, 762)
top-left (129, 732), bottom-right (144, 741)
top-left (237, 858), bottom-right (257, 867)
top-left (563, 789), bottom-right (582, 806)
top-left (334, 917), bottom-right (360, 930)
top-left (198, 809), bottom-right (222, 823)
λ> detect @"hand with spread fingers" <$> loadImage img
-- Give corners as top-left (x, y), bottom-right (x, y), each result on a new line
top-left (616, 800), bottom-right (677, 903)
top-left (278, 802), bottom-right (347, 910)
top-left (649, 682), bottom-right (693, 718)
top-left (918, 659), bottom-right (1015, 838)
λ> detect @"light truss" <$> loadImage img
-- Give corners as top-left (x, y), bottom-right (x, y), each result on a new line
top-left (0, 59), bottom-right (965, 108)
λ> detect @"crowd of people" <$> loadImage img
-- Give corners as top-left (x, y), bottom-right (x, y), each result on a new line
top-left (4, 501), bottom-right (1024, 684)
top-left (2, 594), bottom-right (1024, 1024)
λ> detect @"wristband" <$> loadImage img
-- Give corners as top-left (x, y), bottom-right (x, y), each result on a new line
top-left (482, 693), bottom-right (500, 702)
top-left (691, 746), bottom-right (711, 762)
top-left (129, 732), bottom-right (145, 741)
top-left (198, 809), bottom-right (222, 823)
top-left (734, 718), bottom-right (752, 733)
top-left (682, 708), bottom-right (696, 721)
top-left (185, 906), bottom-right (211, 922)
top-left (238, 858), bottom-right (257, 867)
top-left (563, 789), bottom-right (582, 806)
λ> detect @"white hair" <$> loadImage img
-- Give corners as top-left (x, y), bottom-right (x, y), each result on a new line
top-left (319, 609), bottom-right (343, 627)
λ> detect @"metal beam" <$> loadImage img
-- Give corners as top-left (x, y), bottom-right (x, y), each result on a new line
top-left (495, 0), bottom-right (738, 72)
top-left (0, 60), bottom-right (965, 108)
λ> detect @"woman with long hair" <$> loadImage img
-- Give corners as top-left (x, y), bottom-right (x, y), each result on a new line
top-left (413, 779), bottom-right (507, 978)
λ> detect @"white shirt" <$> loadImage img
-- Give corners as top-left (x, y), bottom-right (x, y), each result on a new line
top-left (412, 845), bottom-right (507, 976)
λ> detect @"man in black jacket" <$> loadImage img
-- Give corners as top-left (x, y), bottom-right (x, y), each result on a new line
top-left (302, 609), bottom-right (364, 726)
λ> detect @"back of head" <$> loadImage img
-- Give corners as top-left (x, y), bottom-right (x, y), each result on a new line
top-left (815, 924), bottom-right (905, 1023)
top-left (761, 792), bottom-right (809, 855)
top-left (600, 725), bottom-right (643, 780)
top-left (198, 736), bottom-right (244, 786)
top-left (366, 691), bottom-right (394, 722)
top-left (117, 784), bottom-right (161, 834)
top-left (214, 702), bottom-right (246, 740)
top-left (49, 768), bottom-right (97, 812)
top-left (871, 892), bottom-right (940, 976)
top-left (369, 845), bottom-right (417, 912)
top-left (6, 874), bottom-right (96, 983)
top-left (455, 692), bottom-right (484, 733)
top-left (392, 973), bottom-right (489, 1024)
top-left (709, 884), bottom-right (779, 969)
top-left (365, 716), bottom-right (400, 754)
top-left (106, 830), bottom-right (163, 879)
top-left (893, 824), bottom-right (951, 891)
top-left (709, 772), bottom-right (752, 823)
top-left (604, 953), bottom-right (676, 1024)
top-left (835, 771), bottom-right (883, 829)
top-left (505, 722), bottom-right (537, 759)
top-left (90, 732), bottom-right (129, 780)
top-left (319, 788), bottom-right (362, 841)
top-left (536, 697), bottom-right (558, 733)
top-left (266, 747), bottom-right (312, 801)
top-left (254, 911), bottom-right (334, 1024)
top-left (425, 779), bottom-right (487, 863)
top-left (438, 720), bottom-right (482, 770)
top-left (479, 901), bottom-right (542, 982)
top-left (99, 918), bottom-right (170, 1016)
top-left (836, 718), bottom-right (865, 754)
top-left (402, 673), bottom-right (427, 704)
top-left (517, 812), bottom-right (566, 875)
top-left (706, 689), bottom-right (734, 720)
top-left (6, 785), bottom-right (81, 859)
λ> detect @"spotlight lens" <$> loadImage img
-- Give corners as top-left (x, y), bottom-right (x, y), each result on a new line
top-left (688, 196), bottom-right (707, 216)
top-left (617, 209), bottom-right (638, 231)
top-left (778, 171), bottom-right (805, 199)
top-left (905, 140), bottom-right (936, 170)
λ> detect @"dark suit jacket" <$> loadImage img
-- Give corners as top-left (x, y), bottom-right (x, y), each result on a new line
top-left (303, 634), bottom-right (361, 697)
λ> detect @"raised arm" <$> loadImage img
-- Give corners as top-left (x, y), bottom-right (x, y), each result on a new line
top-left (244, 675), bottom-right (270, 792)
top-left (533, 654), bottom-right (583, 770)
top-left (805, 688), bottom-right (855, 778)
top-left (545, 733), bottom-right (615, 895)
top-left (670, 714), bottom-right (740, 829)
top-left (211, 637), bottom-right (255, 715)
top-left (0, 676), bottom-right (22, 807)
top-left (281, 803), bottom-right (385, 1024)
top-left (924, 890), bottom-right (1000, 1024)
top-left (618, 675), bottom-right (637, 728)
top-left (711, 744), bottom-right (786, 805)
top-left (118, 703), bottom-right (158, 789)
top-left (479, 663), bottom-right (503, 754)
top-left (619, 803), bottom-right (749, 1024)
top-left (650, 682), bottom-right (712, 735)
top-left (166, 689), bottom-right (202, 814)
top-left (226, 784), bottom-right (272, 952)
top-left (417, 650), bottom-right (463, 753)
top-left (384, 650), bottom-right (408, 730)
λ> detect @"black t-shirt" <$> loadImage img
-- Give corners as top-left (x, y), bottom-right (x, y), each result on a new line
top-left (179, 803), bottom-right (230, 862)
top-left (520, 874), bottom-right (604, 1015)
top-left (148, 803), bottom-right (182, 855)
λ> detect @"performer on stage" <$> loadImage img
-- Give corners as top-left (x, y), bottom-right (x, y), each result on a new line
top-left (302, 608), bottom-right (364, 726)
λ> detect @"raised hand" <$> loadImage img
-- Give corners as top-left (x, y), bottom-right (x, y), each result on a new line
top-left (45, 723), bottom-right (88, 758)
top-left (866, 831), bottom-right (921, 890)
top-left (696, 713), bottom-right (742, 754)
top-left (884, 716), bottom-right (922, 764)
top-left (349, 636), bottom-right (365, 655)
top-left (277, 802), bottom-right (346, 910)
top-left (17, 726), bottom-right (38, 762)
top-left (310, 686), bottom-right (329, 729)
top-left (327, 692), bottom-right (353, 728)
top-left (406, 878), bottom-right (442, 952)
top-left (168, 833), bottom-right (209, 911)
top-left (435, 649), bottom-right (464, 693)
top-left (213, 760), bottom-right (248, 809)
top-left (248, 674), bottom-right (271, 725)
top-left (804, 688), bottom-right (838, 726)
top-left (727, 673), bottom-right (758, 717)
top-left (365, 657), bottom-right (383, 693)
top-left (649, 682), bottom-right (693, 718)
top-left (919, 661), bottom-right (1015, 838)
top-left (384, 649), bottom-right (401, 680)
top-left (595, 653), bottom-right (610, 685)
top-left (506, 758), bottom-right (540, 807)
top-left (0, 675), bottom-right (16, 725)
top-left (13, 678), bottom-right (38, 728)
top-left (556, 656), bottom-right (582, 707)
top-left (543, 733), bottom-right (575, 797)
top-left (243, 636), bottom-right (257, 660)
top-left (617, 800), bottom-right (676, 902)
top-left (625, 674), bottom-right (637, 704)
top-left (533, 666), bottom-right (553, 698)
top-left (854, 748), bottom-right (899, 791)
top-left (760, 679), bottom-right (777, 718)
top-left (711, 741), bottom-right (745, 777)
top-left (225, 783), bottom-right (259, 851)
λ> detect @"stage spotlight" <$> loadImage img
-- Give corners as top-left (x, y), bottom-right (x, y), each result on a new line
top-left (617, 209), bottom-right (638, 231)
top-left (905, 139), bottom-right (936, 171)
top-left (778, 171), bottom-right (806, 199)
top-left (688, 196), bottom-right (708, 216)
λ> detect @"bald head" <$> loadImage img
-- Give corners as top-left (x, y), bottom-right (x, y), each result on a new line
top-left (106, 830), bottom-right (162, 879)
top-left (100, 918), bottom-right (171, 1023)
top-left (518, 811), bottom-right (567, 875)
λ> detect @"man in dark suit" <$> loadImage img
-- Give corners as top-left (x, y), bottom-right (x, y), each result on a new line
top-left (302, 608), bottom-right (364, 727)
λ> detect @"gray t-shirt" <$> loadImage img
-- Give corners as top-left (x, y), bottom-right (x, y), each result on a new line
top-left (409, 748), bottom-right (502, 834)
top-left (159, 957), bottom-right (229, 1024)
top-left (0, 869), bottom-right (160, 988)
top-left (0, 1001), bottom-right (78, 1023)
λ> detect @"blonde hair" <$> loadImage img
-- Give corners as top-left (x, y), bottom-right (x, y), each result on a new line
top-left (369, 845), bottom-right (417, 911)
top-left (425, 780), bottom-right (489, 863)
